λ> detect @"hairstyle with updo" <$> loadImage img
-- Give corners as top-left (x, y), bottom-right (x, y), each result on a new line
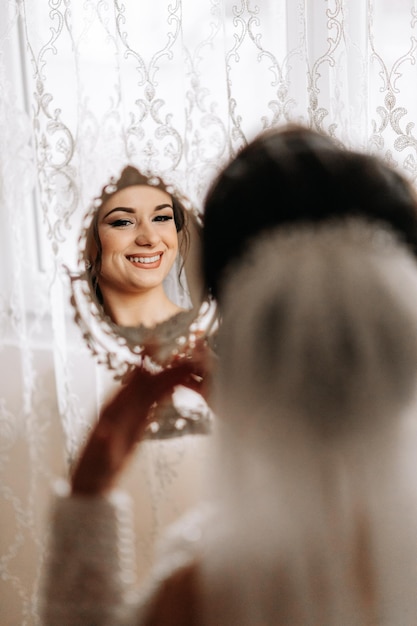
top-left (203, 125), bottom-right (417, 300)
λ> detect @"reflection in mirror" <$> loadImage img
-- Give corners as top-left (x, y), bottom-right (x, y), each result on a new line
top-left (68, 166), bottom-right (217, 439)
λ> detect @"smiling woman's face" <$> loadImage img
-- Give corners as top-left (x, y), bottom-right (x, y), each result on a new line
top-left (96, 184), bottom-right (179, 299)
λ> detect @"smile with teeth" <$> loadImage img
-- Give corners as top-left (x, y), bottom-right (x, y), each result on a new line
top-left (127, 254), bottom-right (162, 264)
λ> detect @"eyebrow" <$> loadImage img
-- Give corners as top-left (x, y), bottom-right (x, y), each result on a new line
top-left (103, 203), bottom-right (174, 219)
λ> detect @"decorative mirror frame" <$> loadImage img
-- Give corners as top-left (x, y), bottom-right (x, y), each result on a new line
top-left (65, 167), bottom-right (218, 438)
top-left (67, 168), bottom-right (217, 373)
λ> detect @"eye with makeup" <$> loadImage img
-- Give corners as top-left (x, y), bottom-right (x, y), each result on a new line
top-left (153, 213), bottom-right (174, 223)
top-left (108, 217), bottom-right (134, 228)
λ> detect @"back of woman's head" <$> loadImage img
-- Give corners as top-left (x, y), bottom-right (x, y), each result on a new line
top-left (203, 125), bottom-right (417, 300)
top-left (216, 219), bottom-right (417, 441)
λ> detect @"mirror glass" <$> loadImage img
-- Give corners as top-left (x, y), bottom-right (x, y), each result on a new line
top-left (68, 166), bottom-right (217, 438)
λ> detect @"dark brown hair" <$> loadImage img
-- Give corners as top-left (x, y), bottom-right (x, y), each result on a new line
top-left (203, 125), bottom-right (417, 299)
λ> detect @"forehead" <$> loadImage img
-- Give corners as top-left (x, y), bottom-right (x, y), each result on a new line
top-left (99, 184), bottom-right (172, 216)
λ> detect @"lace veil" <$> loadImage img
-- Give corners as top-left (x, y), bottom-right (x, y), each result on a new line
top-left (199, 220), bottom-right (417, 625)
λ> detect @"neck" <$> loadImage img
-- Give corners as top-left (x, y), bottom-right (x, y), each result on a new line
top-left (100, 285), bottom-right (184, 328)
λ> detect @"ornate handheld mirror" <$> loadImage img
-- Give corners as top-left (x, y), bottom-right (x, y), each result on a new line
top-left (68, 166), bottom-right (217, 439)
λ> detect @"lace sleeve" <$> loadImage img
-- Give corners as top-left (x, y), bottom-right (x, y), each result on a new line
top-left (41, 480), bottom-right (138, 626)
top-left (41, 481), bottom-right (209, 626)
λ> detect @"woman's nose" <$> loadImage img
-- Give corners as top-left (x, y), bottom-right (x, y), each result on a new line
top-left (134, 222), bottom-right (160, 246)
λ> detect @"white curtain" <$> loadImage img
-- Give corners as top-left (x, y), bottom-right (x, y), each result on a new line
top-left (1, 1), bottom-right (417, 623)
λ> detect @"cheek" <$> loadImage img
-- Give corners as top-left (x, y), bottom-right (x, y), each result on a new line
top-left (167, 227), bottom-right (179, 252)
top-left (99, 231), bottom-right (125, 257)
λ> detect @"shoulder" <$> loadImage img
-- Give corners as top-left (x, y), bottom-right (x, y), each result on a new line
top-left (135, 504), bottom-right (216, 625)
top-left (142, 560), bottom-right (200, 626)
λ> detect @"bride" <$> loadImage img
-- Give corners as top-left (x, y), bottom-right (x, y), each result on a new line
top-left (85, 165), bottom-right (192, 329)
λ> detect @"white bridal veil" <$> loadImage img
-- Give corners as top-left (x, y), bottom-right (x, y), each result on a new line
top-left (201, 221), bottom-right (417, 625)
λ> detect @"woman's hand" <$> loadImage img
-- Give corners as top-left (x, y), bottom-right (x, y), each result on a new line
top-left (171, 337), bottom-right (216, 403)
top-left (70, 346), bottom-right (213, 496)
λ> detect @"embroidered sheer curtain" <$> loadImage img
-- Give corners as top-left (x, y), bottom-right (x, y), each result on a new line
top-left (1, 1), bottom-right (417, 623)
